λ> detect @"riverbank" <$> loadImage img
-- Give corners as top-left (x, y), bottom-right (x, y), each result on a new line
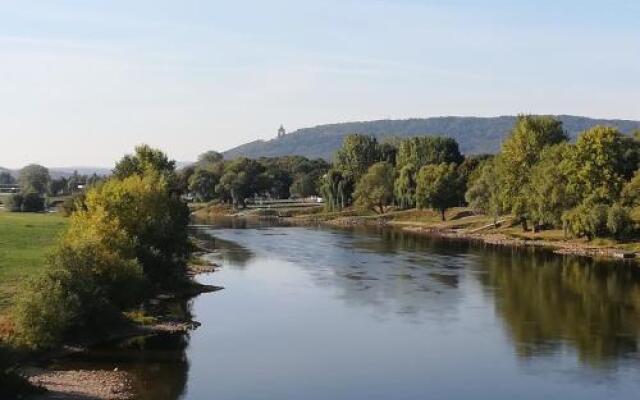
top-left (297, 208), bottom-right (640, 261)
top-left (218, 205), bottom-right (639, 261)
top-left (12, 254), bottom-right (222, 400)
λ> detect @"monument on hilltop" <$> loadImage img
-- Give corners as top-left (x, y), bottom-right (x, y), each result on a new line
top-left (277, 125), bottom-right (286, 138)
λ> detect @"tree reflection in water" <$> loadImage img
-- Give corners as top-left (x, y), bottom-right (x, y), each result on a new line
top-left (476, 248), bottom-right (640, 368)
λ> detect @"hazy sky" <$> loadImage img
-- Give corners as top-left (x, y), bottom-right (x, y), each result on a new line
top-left (1, 0), bottom-right (639, 168)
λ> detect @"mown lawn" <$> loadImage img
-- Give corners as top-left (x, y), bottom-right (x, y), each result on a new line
top-left (0, 212), bottom-right (67, 314)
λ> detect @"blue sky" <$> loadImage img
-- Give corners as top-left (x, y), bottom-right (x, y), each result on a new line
top-left (1, 0), bottom-right (638, 168)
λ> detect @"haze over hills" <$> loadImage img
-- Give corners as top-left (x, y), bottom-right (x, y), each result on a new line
top-left (223, 115), bottom-right (640, 161)
top-left (0, 166), bottom-right (111, 179)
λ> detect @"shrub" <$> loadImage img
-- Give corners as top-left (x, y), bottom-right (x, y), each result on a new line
top-left (607, 203), bottom-right (633, 239)
top-left (12, 209), bottom-right (145, 349)
top-left (4, 194), bottom-right (23, 212)
top-left (21, 192), bottom-right (45, 212)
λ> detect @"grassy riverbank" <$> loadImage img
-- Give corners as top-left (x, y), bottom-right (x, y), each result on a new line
top-left (0, 212), bottom-right (67, 316)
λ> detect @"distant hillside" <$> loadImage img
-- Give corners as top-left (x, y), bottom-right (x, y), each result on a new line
top-left (224, 115), bottom-right (640, 161)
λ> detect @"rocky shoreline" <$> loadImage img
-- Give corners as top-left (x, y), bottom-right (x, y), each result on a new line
top-left (285, 214), bottom-right (639, 262)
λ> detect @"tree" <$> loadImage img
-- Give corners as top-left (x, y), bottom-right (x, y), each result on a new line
top-left (526, 143), bottom-right (575, 228)
top-left (188, 167), bottom-right (220, 201)
top-left (334, 135), bottom-right (382, 203)
top-left (18, 164), bottom-right (50, 195)
top-left (394, 164), bottom-right (416, 209)
top-left (497, 115), bottom-right (567, 229)
top-left (21, 192), bottom-right (45, 212)
top-left (396, 136), bottom-right (463, 171)
top-left (566, 126), bottom-right (627, 205)
top-left (621, 171), bottom-right (640, 207)
top-left (215, 158), bottom-right (264, 207)
top-left (416, 163), bottom-right (464, 221)
top-left (290, 174), bottom-right (318, 198)
top-left (465, 160), bottom-right (504, 224)
top-left (0, 171), bottom-right (15, 185)
top-left (353, 162), bottom-right (395, 214)
top-left (320, 169), bottom-right (349, 211)
top-left (113, 144), bottom-right (176, 180)
top-left (198, 150), bottom-right (224, 165)
top-left (607, 203), bottom-right (633, 239)
top-left (85, 170), bottom-right (190, 285)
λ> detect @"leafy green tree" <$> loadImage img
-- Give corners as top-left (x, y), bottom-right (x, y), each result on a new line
top-left (188, 167), bottom-right (220, 201)
top-left (290, 174), bottom-right (318, 198)
top-left (497, 115), bottom-right (567, 229)
top-left (378, 142), bottom-right (398, 165)
top-left (526, 143), bottom-right (575, 228)
top-left (21, 192), bottom-right (45, 212)
top-left (353, 162), bottom-right (395, 214)
top-left (394, 164), bottom-right (416, 209)
top-left (49, 177), bottom-right (68, 196)
top-left (416, 163), bottom-right (464, 220)
top-left (0, 171), bottom-right (15, 185)
top-left (334, 135), bottom-right (382, 203)
top-left (198, 150), bottom-right (224, 165)
top-left (465, 160), bottom-right (504, 223)
top-left (215, 158), bottom-right (264, 207)
top-left (335, 135), bottom-right (381, 180)
top-left (113, 144), bottom-right (176, 180)
top-left (85, 170), bottom-right (190, 285)
top-left (566, 126), bottom-right (627, 204)
top-left (18, 164), bottom-right (50, 195)
top-left (607, 203), bottom-right (633, 239)
top-left (621, 171), bottom-right (640, 207)
top-left (396, 136), bottom-right (463, 171)
top-left (320, 169), bottom-right (349, 211)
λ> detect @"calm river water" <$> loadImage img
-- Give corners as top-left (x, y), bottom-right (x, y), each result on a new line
top-left (57, 220), bottom-right (640, 399)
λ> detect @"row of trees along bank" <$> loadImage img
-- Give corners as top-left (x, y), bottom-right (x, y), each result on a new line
top-left (319, 115), bottom-right (640, 240)
top-left (178, 151), bottom-right (330, 207)
top-left (9, 145), bottom-right (190, 349)
top-left (2, 165), bottom-right (103, 213)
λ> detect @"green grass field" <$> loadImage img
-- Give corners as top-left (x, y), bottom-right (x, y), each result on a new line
top-left (0, 212), bottom-right (67, 314)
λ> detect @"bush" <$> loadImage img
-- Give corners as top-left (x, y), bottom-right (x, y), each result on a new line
top-left (12, 209), bottom-right (145, 349)
top-left (4, 194), bottom-right (23, 212)
top-left (21, 192), bottom-right (45, 212)
top-left (563, 202), bottom-right (608, 240)
top-left (607, 203), bottom-right (633, 239)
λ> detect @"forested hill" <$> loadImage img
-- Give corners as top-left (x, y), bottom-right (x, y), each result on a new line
top-left (223, 115), bottom-right (640, 160)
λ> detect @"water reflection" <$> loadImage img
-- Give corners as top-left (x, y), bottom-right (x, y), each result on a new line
top-left (203, 220), bottom-right (640, 370)
top-left (476, 249), bottom-right (640, 368)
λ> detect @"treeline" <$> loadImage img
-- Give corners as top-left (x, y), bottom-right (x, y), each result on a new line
top-left (314, 115), bottom-right (640, 240)
top-left (178, 151), bottom-right (330, 207)
top-left (10, 145), bottom-right (190, 349)
top-left (467, 117), bottom-right (640, 239)
top-left (2, 165), bottom-right (103, 212)
top-left (320, 134), bottom-right (483, 219)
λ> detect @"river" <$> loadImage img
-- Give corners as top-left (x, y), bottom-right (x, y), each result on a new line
top-left (55, 220), bottom-right (640, 399)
